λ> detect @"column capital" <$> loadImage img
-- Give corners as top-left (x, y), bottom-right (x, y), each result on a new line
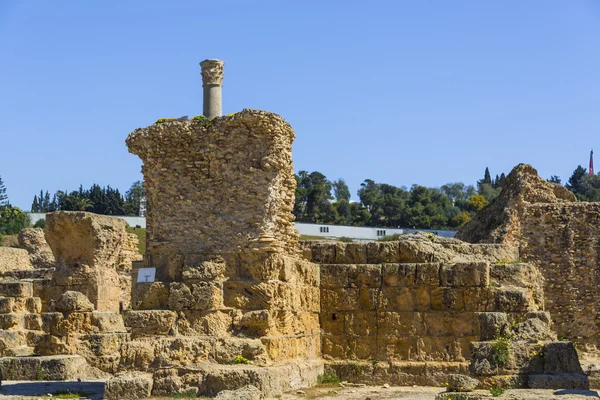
top-left (200, 59), bottom-right (225, 86)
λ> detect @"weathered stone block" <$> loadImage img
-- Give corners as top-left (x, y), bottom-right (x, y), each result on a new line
top-left (382, 263), bottom-right (417, 287)
top-left (131, 282), bottom-right (169, 310)
top-left (441, 262), bottom-right (489, 287)
top-left (344, 311), bottom-right (377, 336)
top-left (380, 287), bottom-right (429, 311)
top-left (367, 242), bottom-right (400, 263)
top-left (105, 372), bottom-right (153, 399)
top-left (177, 310), bottom-right (233, 336)
top-left (0, 297), bottom-right (15, 313)
top-left (347, 264), bottom-right (381, 287)
top-left (123, 310), bottom-right (176, 336)
top-left (415, 263), bottom-right (442, 286)
top-left (0, 281), bottom-right (33, 298)
top-left (320, 265), bottom-right (350, 288)
top-left (0, 313), bottom-right (20, 330)
top-left (431, 288), bottom-right (465, 311)
top-left (477, 312), bottom-right (509, 340)
top-left (424, 312), bottom-right (478, 337)
top-left (377, 311), bottom-right (425, 336)
top-left (322, 335), bottom-right (355, 360)
top-left (543, 342), bottom-right (584, 374)
top-left (50, 291), bottom-right (94, 313)
top-left (213, 338), bottom-right (267, 364)
top-left (153, 337), bottom-right (212, 367)
top-left (494, 287), bottom-right (532, 312)
top-left (168, 282), bottom-right (222, 311)
top-left (528, 373), bottom-right (589, 390)
top-left (336, 243), bottom-right (368, 264)
top-left (182, 256), bottom-right (227, 281)
top-left (320, 311), bottom-right (345, 336)
top-left (463, 288), bottom-right (495, 312)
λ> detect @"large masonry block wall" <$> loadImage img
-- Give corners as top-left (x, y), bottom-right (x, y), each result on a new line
top-left (307, 240), bottom-right (544, 363)
top-left (321, 262), bottom-right (542, 362)
top-left (127, 252), bottom-right (320, 366)
top-left (521, 203), bottom-right (600, 346)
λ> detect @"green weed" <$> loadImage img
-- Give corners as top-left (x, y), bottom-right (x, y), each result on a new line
top-left (231, 355), bottom-right (250, 365)
top-left (317, 373), bottom-right (340, 384)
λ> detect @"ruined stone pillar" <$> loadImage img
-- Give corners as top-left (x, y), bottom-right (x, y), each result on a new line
top-left (126, 110), bottom-right (321, 367)
top-left (200, 59), bottom-right (224, 119)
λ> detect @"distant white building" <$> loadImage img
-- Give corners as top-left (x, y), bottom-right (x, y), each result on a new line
top-left (27, 214), bottom-right (455, 240)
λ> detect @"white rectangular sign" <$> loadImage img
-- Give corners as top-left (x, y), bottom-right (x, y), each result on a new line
top-left (137, 267), bottom-right (156, 283)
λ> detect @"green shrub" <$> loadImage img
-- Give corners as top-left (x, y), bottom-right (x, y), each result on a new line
top-left (51, 390), bottom-right (93, 399)
top-left (492, 337), bottom-right (510, 366)
top-left (155, 118), bottom-right (176, 124)
top-left (231, 355), bottom-right (250, 365)
top-left (172, 391), bottom-right (197, 398)
top-left (191, 115), bottom-right (212, 127)
top-left (33, 218), bottom-right (46, 229)
top-left (0, 206), bottom-right (31, 235)
top-left (378, 233), bottom-right (402, 242)
top-left (338, 236), bottom-right (353, 242)
top-left (317, 373), bottom-right (340, 384)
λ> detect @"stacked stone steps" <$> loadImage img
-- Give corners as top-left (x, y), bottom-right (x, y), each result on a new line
top-left (106, 359), bottom-right (323, 399)
top-left (0, 354), bottom-right (108, 380)
top-left (469, 312), bottom-right (589, 389)
top-left (0, 279), bottom-right (46, 358)
top-left (3, 268), bottom-right (54, 280)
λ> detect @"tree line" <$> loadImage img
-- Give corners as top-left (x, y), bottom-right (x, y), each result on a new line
top-left (31, 181), bottom-right (146, 216)
top-left (292, 168), bottom-right (504, 230)
top-left (1, 161), bottom-right (598, 238)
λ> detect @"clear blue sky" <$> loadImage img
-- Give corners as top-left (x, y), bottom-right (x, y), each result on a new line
top-left (1, 1), bottom-right (599, 210)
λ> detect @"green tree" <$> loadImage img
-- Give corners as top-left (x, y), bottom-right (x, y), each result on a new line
top-left (31, 195), bottom-right (40, 212)
top-left (467, 194), bottom-right (488, 211)
top-left (477, 167), bottom-right (492, 187)
top-left (548, 175), bottom-right (561, 184)
top-left (332, 179), bottom-right (351, 202)
top-left (566, 165), bottom-right (587, 197)
top-left (0, 176), bottom-right (8, 206)
top-left (0, 206), bottom-right (30, 235)
top-left (452, 211), bottom-right (471, 227)
top-left (293, 171), bottom-right (335, 223)
top-left (349, 202), bottom-right (371, 226)
top-left (125, 181), bottom-right (147, 216)
top-left (333, 199), bottom-right (352, 225)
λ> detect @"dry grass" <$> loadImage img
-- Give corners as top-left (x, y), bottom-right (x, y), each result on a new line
top-left (0, 234), bottom-right (20, 248)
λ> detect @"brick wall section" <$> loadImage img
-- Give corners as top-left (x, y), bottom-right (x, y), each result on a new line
top-left (521, 203), bottom-right (600, 346)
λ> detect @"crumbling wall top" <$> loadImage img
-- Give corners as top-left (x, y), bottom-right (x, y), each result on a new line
top-left (127, 109), bottom-right (299, 259)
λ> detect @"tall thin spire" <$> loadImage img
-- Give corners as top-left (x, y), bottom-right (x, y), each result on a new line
top-left (590, 149), bottom-right (594, 176)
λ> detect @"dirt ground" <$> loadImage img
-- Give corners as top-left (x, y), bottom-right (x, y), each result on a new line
top-left (280, 384), bottom-right (600, 400)
top-left (0, 381), bottom-right (597, 400)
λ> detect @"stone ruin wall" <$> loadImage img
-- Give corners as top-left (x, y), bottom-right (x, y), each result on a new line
top-left (126, 109), bottom-right (299, 266)
top-left (455, 164), bottom-right (600, 349)
top-left (124, 110), bottom-right (320, 369)
top-left (303, 240), bottom-right (547, 376)
top-left (520, 203), bottom-right (600, 348)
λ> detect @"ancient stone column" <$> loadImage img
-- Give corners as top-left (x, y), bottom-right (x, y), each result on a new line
top-left (200, 59), bottom-right (224, 119)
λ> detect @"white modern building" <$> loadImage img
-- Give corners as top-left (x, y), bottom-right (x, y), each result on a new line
top-left (27, 213), bottom-right (455, 240)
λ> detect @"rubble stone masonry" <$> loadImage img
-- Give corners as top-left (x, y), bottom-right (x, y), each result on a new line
top-left (521, 203), bottom-right (600, 347)
top-left (126, 109), bottom-right (299, 266)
